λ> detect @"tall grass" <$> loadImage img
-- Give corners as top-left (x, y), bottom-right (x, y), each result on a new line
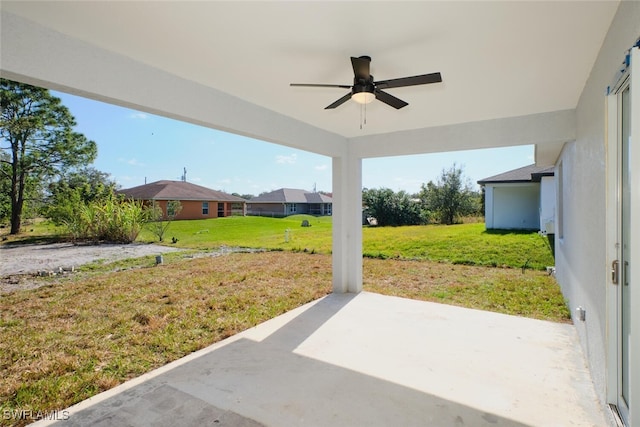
top-left (62, 196), bottom-right (148, 243)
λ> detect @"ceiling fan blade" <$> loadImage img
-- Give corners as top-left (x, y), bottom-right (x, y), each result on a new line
top-left (290, 83), bottom-right (352, 89)
top-left (325, 92), bottom-right (353, 109)
top-left (375, 89), bottom-right (408, 109)
top-left (375, 72), bottom-right (442, 89)
top-left (351, 56), bottom-right (371, 81)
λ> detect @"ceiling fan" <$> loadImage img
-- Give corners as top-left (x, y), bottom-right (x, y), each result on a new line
top-left (290, 55), bottom-right (442, 110)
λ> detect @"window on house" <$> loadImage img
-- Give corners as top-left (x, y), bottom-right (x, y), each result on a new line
top-left (202, 202), bottom-right (209, 215)
top-left (231, 202), bottom-right (243, 215)
top-left (167, 201), bottom-right (178, 217)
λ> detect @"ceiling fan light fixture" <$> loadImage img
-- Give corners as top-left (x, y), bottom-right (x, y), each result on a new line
top-left (352, 80), bottom-right (376, 104)
top-left (352, 91), bottom-right (375, 104)
top-left (290, 55), bottom-right (442, 110)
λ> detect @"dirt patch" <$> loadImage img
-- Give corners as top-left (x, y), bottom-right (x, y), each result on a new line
top-left (0, 242), bottom-right (183, 276)
top-left (0, 242), bottom-right (184, 293)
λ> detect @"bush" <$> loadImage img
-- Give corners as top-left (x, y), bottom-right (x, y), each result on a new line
top-left (54, 193), bottom-right (149, 243)
top-left (362, 188), bottom-right (426, 227)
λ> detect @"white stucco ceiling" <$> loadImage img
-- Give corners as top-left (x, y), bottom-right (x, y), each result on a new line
top-left (1, 1), bottom-right (619, 140)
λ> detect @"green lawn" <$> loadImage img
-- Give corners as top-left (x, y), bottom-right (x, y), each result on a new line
top-left (4, 216), bottom-right (555, 270)
top-left (137, 214), bottom-right (333, 253)
top-left (138, 216), bottom-right (553, 270)
top-left (363, 223), bottom-right (554, 270)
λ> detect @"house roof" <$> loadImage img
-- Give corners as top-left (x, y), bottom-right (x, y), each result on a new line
top-left (477, 164), bottom-right (554, 185)
top-left (250, 188), bottom-right (332, 204)
top-left (118, 180), bottom-right (246, 202)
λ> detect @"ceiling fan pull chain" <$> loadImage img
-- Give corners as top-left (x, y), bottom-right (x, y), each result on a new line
top-left (359, 103), bottom-right (368, 130)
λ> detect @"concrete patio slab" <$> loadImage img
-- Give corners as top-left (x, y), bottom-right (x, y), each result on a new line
top-left (34, 292), bottom-right (606, 427)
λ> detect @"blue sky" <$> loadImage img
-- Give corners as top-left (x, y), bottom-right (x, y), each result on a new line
top-left (54, 91), bottom-right (534, 196)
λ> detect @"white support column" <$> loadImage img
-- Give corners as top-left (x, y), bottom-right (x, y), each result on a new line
top-left (332, 153), bottom-right (363, 293)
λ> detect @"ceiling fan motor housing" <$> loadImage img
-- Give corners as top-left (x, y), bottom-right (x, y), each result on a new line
top-left (352, 80), bottom-right (375, 95)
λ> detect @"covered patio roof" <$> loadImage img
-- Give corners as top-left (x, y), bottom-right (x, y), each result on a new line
top-left (0, 1), bottom-right (618, 161)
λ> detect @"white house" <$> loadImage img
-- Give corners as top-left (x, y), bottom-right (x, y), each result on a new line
top-left (2, 2), bottom-right (638, 425)
top-left (478, 164), bottom-right (555, 231)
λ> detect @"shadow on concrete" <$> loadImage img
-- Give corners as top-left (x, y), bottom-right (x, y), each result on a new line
top-left (50, 294), bottom-right (531, 427)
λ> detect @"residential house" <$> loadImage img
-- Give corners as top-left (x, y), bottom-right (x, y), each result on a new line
top-left (118, 180), bottom-right (246, 220)
top-left (4, 2), bottom-right (639, 424)
top-left (246, 188), bottom-right (332, 217)
top-left (478, 164), bottom-right (555, 232)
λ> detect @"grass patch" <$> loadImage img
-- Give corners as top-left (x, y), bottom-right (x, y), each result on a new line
top-left (363, 223), bottom-right (554, 270)
top-left (137, 217), bottom-right (552, 270)
top-left (0, 252), bottom-right (331, 426)
top-left (363, 258), bottom-right (570, 322)
top-left (3, 218), bottom-right (553, 270)
top-left (137, 214), bottom-right (333, 254)
top-left (0, 220), bottom-right (64, 245)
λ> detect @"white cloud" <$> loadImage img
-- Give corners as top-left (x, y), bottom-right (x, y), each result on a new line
top-left (129, 112), bottom-right (149, 120)
top-left (118, 157), bottom-right (146, 167)
top-left (190, 177), bottom-right (202, 183)
top-left (276, 153), bottom-right (297, 164)
top-left (314, 164), bottom-right (328, 171)
top-left (218, 178), bottom-right (232, 185)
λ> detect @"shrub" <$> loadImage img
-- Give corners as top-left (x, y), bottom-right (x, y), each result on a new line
top-left (362, 188), bottom-right (426, 226)
top-left (55, 194), bottom-right (149, 243)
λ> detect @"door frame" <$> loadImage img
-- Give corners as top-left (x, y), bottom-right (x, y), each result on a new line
top-left (606, 46), bottom-right (639, 426)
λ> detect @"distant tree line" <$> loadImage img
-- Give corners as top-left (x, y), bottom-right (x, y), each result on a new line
top-left (363, 164), bottom-right (482, 226)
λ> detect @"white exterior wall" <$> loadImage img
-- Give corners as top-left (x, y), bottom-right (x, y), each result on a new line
top-left (539, 176), bottom-right (555, 234)
top-left (555, 1), bottom-right (640, 421)
top-left (485, 183), bottom-right (540, 230)
top-left (484, 186), bottom-right (494, 229)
